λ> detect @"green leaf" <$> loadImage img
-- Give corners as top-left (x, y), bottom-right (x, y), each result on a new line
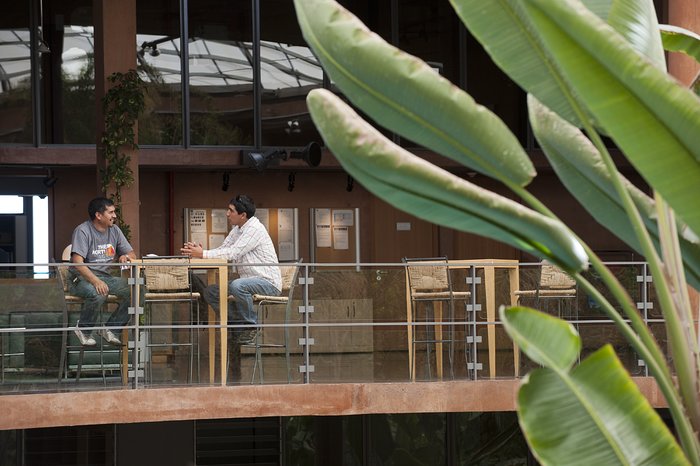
top-left (528, 95), bottom-right (700, 290)
top-left (500, 306), bottom-right (580, 372)
top-left (294, 0), bottom-right (535, 187)
top-left (448, 0), bottom-right (585, 127)
top-left (518, 346), bottom-right (690, 466)
top-left (518, 0), bottom-right (700, 245)
top-left (307, 88), bottom-right (588, 272)
top-left (660, 24), bottom-right (700, 65)
top-left (606, 0), bottom-right (665, 69)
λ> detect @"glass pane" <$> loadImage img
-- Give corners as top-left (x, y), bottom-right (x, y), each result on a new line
top-left (260, 0), bottom-right (323, 147)
top-left (137, 0), bottom-right (182, 145)
top-left (455, 412), bottom-right (529, 465)
top-left (368, 413), bottom-right (446, 466)
top-left (0, 5), bottom-right (32, 144)
top-left (188, 0), bottom-right (254, 146)
top-left (42, 0), bottom-right (95, 144)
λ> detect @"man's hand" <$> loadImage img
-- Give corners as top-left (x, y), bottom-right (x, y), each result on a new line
top-left (181, 242), bottom-right (204, 258)
top-left (92, 278), bottom-right (109, 296)
top-left (118, 254), bottom-right (131, 263)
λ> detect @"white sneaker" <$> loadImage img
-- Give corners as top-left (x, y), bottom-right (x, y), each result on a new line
top-left (99, 328), bottom-right (122, 345)
top-left (74, 327), bottom-right (96, 346)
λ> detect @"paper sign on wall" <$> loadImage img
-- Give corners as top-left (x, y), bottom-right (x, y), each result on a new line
top-left (332, 209), bottom-right (354, 226)
top-left (190, 209), bottom-right (207, 232)
top-left (333, 226), bottom-right (349, 250)
top-left (257, 208), bottom-right (270, 231)
top-left (211, 209), bottom-right (228, 233)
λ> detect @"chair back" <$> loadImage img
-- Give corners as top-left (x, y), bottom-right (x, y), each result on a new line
top-left (142, 257), bottom-right (191, 291)
top-left (404, 257), bottom-right (450, 292)
top-left (540, 261), bottom-right (576, 290)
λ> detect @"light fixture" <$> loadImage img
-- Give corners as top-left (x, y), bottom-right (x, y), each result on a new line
top-left (221, 172), bottom-right (230, 191)
top-left (43, 169), bottom-right (57, 188)
top-left (288, 172), bottom-right (296, 192)
top-left (242, 142), bottom-right (322, 172)
top-left (36, 29), bottom-right (50, 54)
top-left (138, 40), bottom-right (164, 58)
top-left (346, 175), bottom-right (354, 192)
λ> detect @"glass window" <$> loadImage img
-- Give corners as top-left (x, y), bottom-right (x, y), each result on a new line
top-left (41, 0), bottom-right (95, 144)
top-left (0, 4), bottom-right (32, 144)
top-left (137, 0), bottom-right (182, 145)
top-left (369, 413), bottom-right (446, 465)
top-left (188, 0), bottom-right (254, 146)
top-left (260, 0), bottom-right (323, 147)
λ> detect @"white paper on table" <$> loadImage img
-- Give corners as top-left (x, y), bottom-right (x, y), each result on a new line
top-left (191, 232), bottom-right (208, 249)
top-left (315, 208), bottom-right (331, 226)
top-left (279, 241), bottom-right (294, 261)
top-left (333, 226), bottom-right (349, 250)
top-left (209, 234), bottom-right (225, 249)
top-left (316, 225), bottom-right (331, 248)
top-left (211, 209), bottom-right (228, 233)
top-left (189, 209), bottom-right (207, 232)
top-left (257, 208), bottom-right (270, 231)
top-left (332, 209), bottom-right (354, 226)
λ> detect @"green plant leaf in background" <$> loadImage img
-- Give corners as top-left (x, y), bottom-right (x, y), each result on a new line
top-left (517, 0), bottom-right (700, 237)
top-left (660, 24), bottom-right (700, 65)
top-left (306, 88), bottom-right (588, 272)
top-left (528, 95), bottom-right (700, 290)
top-left (294, 0), bottom-right (535, 188)
top-left (502, 307), bottom-right (689, 466)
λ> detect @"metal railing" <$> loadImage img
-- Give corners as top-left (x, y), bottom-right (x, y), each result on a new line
top-left (0, 260), bottom-right (665, 394)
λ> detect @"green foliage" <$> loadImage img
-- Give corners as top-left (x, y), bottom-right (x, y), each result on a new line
top-left (295, 0), bottom-right (700, 463)
top-left (100, 69), bottom-right (146, 240)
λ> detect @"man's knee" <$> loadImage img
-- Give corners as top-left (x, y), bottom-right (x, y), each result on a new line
top-left (228, 280), bottom-right (249, 298)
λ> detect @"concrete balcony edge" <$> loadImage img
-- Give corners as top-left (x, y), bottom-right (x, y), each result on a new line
top-left (0, 377), bottom-right (664, 430)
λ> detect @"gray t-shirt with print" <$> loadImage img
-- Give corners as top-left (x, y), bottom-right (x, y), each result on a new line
top-left (70, 220), bottom-right (133, 275)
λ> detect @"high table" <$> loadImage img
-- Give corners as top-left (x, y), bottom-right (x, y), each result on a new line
top-left (131, 258), bottom-right (228, 386)
top-left (405, 259), bottom-right (520, 380)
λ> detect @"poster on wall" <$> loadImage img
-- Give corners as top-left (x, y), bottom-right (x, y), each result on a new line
top-left (332, 209), bottom-right (354, 226)
top-left (257, 208), bottom-right (270, 231)
top-left (209, 234), bottom-right (225, 249)
top-left (189, 209), bottom-right (207, 232)
top-left (315, 208), bottom-right (332, 248)
top-left (211, 209), bottom-right (228, 233)
top-left (333, 226), bottom-right (349, 250)
top-left (278, 208), bottom-right (295, 261)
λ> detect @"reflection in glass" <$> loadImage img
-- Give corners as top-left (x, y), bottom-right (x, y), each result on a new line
top-left (137, 0), bottom-right (182, 145)
top-left (188, 0), bottom-right (254, 146)
top-left (0, 14), bottom-right (32, 143)
top-left (260, 0), bottom-right (323, 147)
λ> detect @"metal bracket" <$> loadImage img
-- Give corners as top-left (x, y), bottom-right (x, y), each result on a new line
top-left (466, 276), bottom-right (482, 285)
top-left (128, 306), bottom-right (144, 315)
top-left (298, 305), bottom-right (315, 314)
top-left (299, 365), bottom-right (315, 373)
top-left (466, 336), bottom-right (483, 344)
top-left (638, 359), bottom-right (646, 367)
top-left (298, 337), bottom-right (315, 346)
top-left (298, 277), bottom-right (314, 285)
top-left (636, 302), bottom-right (653, 310)
top-left (636, 275), bottom-right (653, 283)
top-left (465, 304), bottom-right (482, 312)
top-left (128, 277), bottom-right (145, 286)
top-left (467, 363), bottom-right (483, 370)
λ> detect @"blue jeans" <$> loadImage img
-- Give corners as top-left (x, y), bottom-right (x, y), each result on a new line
top-left (70, 271), bottom-right (131, 330)
top-left (204, 277), bottom-right (280, 326)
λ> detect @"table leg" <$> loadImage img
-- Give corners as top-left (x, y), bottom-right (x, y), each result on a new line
top-left (435, 301), bottom-right (443, 380)
top-left (484, 266), bottom-right (496, 379)
top-left (208, 307), bottom-right (215, 384)
top-left (509, 267), bottom-right (520, 377)
top-left (219, 266), bottom-right (228, 386)
top-left (406, 271), bottom-right (415, 381)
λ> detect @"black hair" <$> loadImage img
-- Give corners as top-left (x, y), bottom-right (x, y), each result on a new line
top-left (230, 194), bottom-right (256, 218)
top-left (88, 197), bottom-right (114, 220)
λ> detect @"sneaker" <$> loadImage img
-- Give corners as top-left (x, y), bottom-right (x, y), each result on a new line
top-left (74, 327), bottom-right (96, 346)
top-left (235, 328), bottom-right (259, 345)
top-left (99, 328), bottom-right (122, 345)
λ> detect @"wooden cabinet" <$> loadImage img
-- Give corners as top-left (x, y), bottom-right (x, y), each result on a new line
top-left (310, 298), bottom-right (373, 353)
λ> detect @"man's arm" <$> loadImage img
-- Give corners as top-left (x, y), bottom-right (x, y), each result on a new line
top-left (71, 253), bottom-right (110, 296)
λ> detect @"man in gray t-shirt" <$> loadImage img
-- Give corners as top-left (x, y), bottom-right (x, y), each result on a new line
top-left (69, 197), bottom-right (136, 346)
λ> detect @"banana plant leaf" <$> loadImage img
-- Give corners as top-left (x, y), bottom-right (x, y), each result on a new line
top-left (528, 95), bottom-right (700, 290)
top-left (604, 0), bottom-right (665, 69)
top-left (516, 0), bottom-right (700, 239)
top-left (294, 0), bottom-right (535, 188)
top-left (501, 307), bottom-right (689, 466)
top-left (660, 24), bottom-right (700, 65)
top-left (307, 88), bottom-right (588, 272)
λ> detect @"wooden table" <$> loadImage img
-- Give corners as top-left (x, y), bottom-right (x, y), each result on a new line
top-left (454, 259), bottom-right (519, 379)
top-left (405, 259), bottom-right (520, 380)
top-left (131, 258), bottom-right (228, 385)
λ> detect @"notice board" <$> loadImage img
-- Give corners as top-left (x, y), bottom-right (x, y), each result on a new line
top-left (310, 207), bottom-right (360, 264)
top-left (183, 207), bottom-right (299, 260)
